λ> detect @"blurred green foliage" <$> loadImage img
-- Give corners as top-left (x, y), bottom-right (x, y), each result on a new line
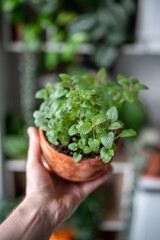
top-left (68, 191), bottom-right (104, 240)
top-left (0, 197), bottom-right (22, 223)
top-left (119, 101), bottom-right (147, 133)
top-left (3, 115), bottom-right (28, 158)
top-left (2, 0), bottom-right (136, 69)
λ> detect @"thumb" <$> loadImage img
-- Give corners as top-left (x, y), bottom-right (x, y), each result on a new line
top-left (27, 127), bottom-right (41, 169)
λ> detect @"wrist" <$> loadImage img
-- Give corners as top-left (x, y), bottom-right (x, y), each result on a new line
top-left (23, 196), bottom-right (55, 238)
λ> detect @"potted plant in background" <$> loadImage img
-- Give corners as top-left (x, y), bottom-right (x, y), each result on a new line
top-left (33, 68), bottom-right (148, 182)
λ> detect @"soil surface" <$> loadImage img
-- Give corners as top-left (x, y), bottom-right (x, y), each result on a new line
top-left (51, 140), bottom-right (100, 159)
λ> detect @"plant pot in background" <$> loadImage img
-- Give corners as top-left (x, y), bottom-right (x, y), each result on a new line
top-left (39, 128), bottom-right (120, 182)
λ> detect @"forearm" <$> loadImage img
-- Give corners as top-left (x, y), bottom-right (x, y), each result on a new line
top-left (0, 197), bottom-right (54, 240)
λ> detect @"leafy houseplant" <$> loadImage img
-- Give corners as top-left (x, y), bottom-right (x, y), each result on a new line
top-left (34, 68), bottom-right (148, 181)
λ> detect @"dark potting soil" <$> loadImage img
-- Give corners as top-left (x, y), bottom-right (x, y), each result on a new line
top-left (51, 140), bottom-right (100, 159)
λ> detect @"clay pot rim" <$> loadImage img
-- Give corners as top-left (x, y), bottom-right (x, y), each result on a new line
top-left (39, 127), bottom-right (120, 164)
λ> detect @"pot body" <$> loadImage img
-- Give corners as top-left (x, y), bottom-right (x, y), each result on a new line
top-left (39, 128), bottom-right (115, 182)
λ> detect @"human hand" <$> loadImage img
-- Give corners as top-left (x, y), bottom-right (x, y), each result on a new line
top-left (26, 127), bottom-right (113, 231)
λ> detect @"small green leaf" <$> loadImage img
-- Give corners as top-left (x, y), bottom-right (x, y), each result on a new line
top-left (123, 90), bottom-right (137, 103)
top-left (38, 119), bottom-right (49, 131)
top-left (59, 73), bottom-right (71, 81)
top-left (78, 138), bottom-right (86, 148)
top-left (106, 106), bottom-right (118, 122)
top-left (48, 119), bottom-right (58, 129)
top-left (66, 91), bottom-right (77, 98)
top-left (128, 77), bottom-right (139, 84)
top-left (118, 79), bottom-right (129, 85)
top-left (93, 114), bottom-right (107, 126)
top-left (101, 132), bottom-right (114, 149)
top-left (68, 124), bottom-right (78, 136)
top-left (135, 83), bottom-right (149, 90)
top-left (100, 147), bottom-right (114, 163)
top-left (73, 152), bottom-right (82, 162)
top-left (109, 121), bottom-right (123, 130)
top-left (68, 143), bottom-right (77, 151)
top-left (88, 138), bottom-right (100, 151)
top-left (97, 68), bottom-right (107, 80)
top-left (47, 131), bottom-right (57, 144)
top-left (83, 146), bottom-right (92, 154)
top-left (35, 89), bottom-right (47, 99)
top-left (83, 74), bottom-right (95, 83)
top-left (78, 122), bottom-right (92, 135)
top-left (54, 88), bottom-right (67, 99)
top-left (120, 129), bottom-right (136, 137)
top-left (117, 75), bottom-right (126, 81)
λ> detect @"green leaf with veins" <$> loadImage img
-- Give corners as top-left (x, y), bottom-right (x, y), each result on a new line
top-left (68, 124), bottom-right (78, 136)
top-left (78, 122), bottom-right (92, 135)
top-left (101, 132), bottom-right (114, 149)
top-left (93, 114), bottom-right (107, 126)
top-left (100, 147), bottom-right (114, 163)
top-left (88, 138), bottom-right (100, 151)
top-left (73, 152), bottom-right (82, 162)
top-left (83, 146), bottom-right (92, 154)
top-left (68, 143), bottom-right (77, 151)
top-left (106, 106), bottom-right (118, 122)
top-left (120, 129), bottom-right (136, 137)
top-left (109, 121), bottom-right (123, 130)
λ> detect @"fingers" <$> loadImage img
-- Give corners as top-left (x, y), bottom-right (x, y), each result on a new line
top-left (81, 165), bottom-right (113, 197)
top-left (27, 127), bottom-right (41, 168)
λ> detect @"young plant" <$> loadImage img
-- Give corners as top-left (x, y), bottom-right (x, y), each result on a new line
top-left (33, 68), bottom-right (148, 163)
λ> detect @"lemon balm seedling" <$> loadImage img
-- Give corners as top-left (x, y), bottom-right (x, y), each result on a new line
top-left (34, 68), bottom-right (148, 163)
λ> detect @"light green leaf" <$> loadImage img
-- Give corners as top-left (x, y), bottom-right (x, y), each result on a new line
top-left (35, 89), bottom-right (47, 99)
top-left (68, 143), bottom-right (77, 151)
top-left (118, 79), bottom-right (129, 85)
top-left (68, 124), bottom-right (78, 136)
top-left (78, 138), bottom-right (86, 148)
top-left (48, 119), bottom-right (58, 129)
top-left (109, 121), bottom-right (123, 130)
top-left (54, 88), bottom-right (67, 99)
top-left (59, 73), bottom-right (71, 81)
top-left (120, 129), bottom-right (136, 137)
top-left (66, 91), bottom-right (77, 98)
top-left (100, 147), bottom-right (114, 163)
top-left (83, 146), bottom-right (92, 154)
top-left (93, 114), bottom-right (107, 126)
top-left (73, 152), bottom-right (82, 162)
top-left (106, 106), bottom-right (118, 122)
top-left (135, 83), bottom-right (149, 90)
top-left (123, 90), bottom-right (137, 103)
top-left (117, 75), bottom-right (126, 81)
top-left (88, 138), bottom-right (100, 151)
top-left (78, 122), bottom-right (92, 135)
top-left (97, 68), bottom-right (107, 80)
top-left (83, 74), bottom-right (95, 83)
top-left (47, 131), bottom-right (57, 145)
top-left (101, 132), bottom-right (114, 149)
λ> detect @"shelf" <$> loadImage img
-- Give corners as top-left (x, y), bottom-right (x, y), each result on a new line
top-left (122, 43), bottom-right (160, 55)
top-left (3, 42), bottom-right (94, 55)
top-left (100, 220), bottom-right (124, 232)
top-left (4, 159), bottom-right (131, 174)
top-left (5, 159), bottom-right (26, 172)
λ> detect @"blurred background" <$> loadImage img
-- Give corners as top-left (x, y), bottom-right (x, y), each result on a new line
top-left (0, 0), bottom-right (160, 239)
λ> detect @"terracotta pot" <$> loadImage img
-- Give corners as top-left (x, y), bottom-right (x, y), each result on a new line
top-left (39, 127), bottom-right (120, 182)
top-left (143, 151), bottom-right (160, 178)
